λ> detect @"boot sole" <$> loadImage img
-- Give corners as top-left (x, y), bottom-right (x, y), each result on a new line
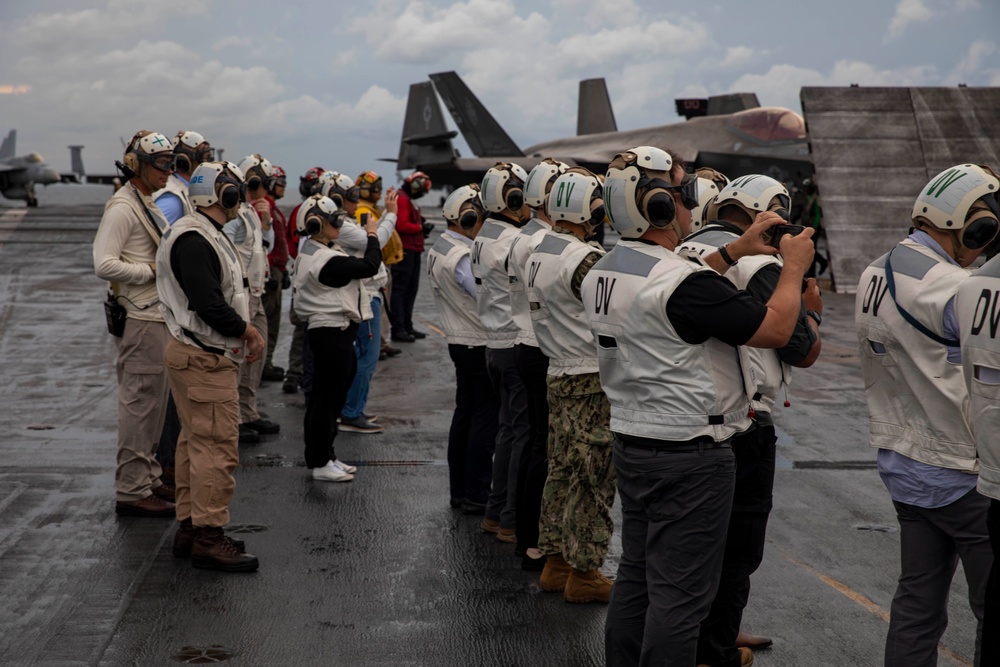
top-left (539, 580), bottom-right (568, 593)
top-left (192, 557), bottom-right (259, 572)
top-left (564, 594), bottom-right (610, 604)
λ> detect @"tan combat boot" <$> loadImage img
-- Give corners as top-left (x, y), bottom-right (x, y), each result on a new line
top-left (539, 554), bottom-right (572, 592)
top-left (563, 568), bottom-right (613, 603)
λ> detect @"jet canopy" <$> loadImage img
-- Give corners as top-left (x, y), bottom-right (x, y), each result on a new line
top-left (727, 108), bottom-right (806, 144)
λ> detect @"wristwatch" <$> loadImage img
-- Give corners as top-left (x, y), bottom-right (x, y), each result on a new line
top-left (807, 310), bottom-right (822, 326)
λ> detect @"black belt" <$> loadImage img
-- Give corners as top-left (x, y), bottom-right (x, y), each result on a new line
top-left (182, 328), bottom-right (227, 356)
top-left (616, 433), bottom-right (731, 452)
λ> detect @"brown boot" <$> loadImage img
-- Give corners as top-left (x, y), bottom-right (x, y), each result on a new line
top-left (115, 494), bottom-right (175, 518)
top-left (172, 520), bottom-right (244, 558)
top-left (191, 527), bottom-right (258, 572)
top-left (151, 484), bottom-right (175, 502)
top-left (563, 568), bottom-right (613, 603)
top-left (496, 527), bottom-right (516, 543)
top-left (480, 518), bottom-right (500, 534)
top-left (539, 554), bottom-right (572, 592)
top-left (736, 630), bottom-right (772, 650)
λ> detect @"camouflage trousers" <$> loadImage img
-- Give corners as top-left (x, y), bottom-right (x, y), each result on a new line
top-left (537, 372), bottom-right (616, 571)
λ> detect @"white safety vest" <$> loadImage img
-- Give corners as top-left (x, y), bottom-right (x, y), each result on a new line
top-left (153, 174), bottom-right (193, 219)
top-left (471, 218), bottom-right (522, 349)
top-left (427, 233), bottom-right (488, 347)
top-left (679, 224), bottom-right (791, 413)
top-left (582, 240), bottom-right (751, 442)
top-left (292, 238), bottom-right (371, 330)
top-left (526, 230), bottom-right (604, 376)
top-left (229, 203), bottom-right (268, 296)
top-left (958, 255), bottom-right (1000, 499)
top-left (855, 238), bottom-right (976, 471)
top-left (157, 212), bottom-right (250, 363)
top-left (506, 218), bottom-right (551, 347)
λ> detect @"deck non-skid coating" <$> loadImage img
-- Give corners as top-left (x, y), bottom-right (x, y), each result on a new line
top-left (0, 193), bottom-right (980, 666)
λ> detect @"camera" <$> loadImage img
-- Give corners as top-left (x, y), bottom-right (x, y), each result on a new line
top-left (767, 224), bottom-right (806, 249)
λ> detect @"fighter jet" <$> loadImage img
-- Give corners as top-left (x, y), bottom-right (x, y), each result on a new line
top-left (0, 130), bottom-right (62, 207)
top-left (393, 71), bottom-right (813, 189)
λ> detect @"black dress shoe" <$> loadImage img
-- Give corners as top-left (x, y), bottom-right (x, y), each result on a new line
top-left (244, 418), bottom-right (280, 434)
top-left (450, 497), bottom-right (464, 509)
top-left (461, 500), bottom-right (487, 516)
top-left (261, 366), bottom-right (285, 382)
top-left (238, 424), bottom-right (261, 444)
top-left (407, 329), bottom-right (427, 339)
top-left (382, 344), bottom-right (402, 357)
top-left (391, 331), bottom-right (416, 343)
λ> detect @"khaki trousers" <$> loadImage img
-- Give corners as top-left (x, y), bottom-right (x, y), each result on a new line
top-left (238, 294), bottom-right (267, 423)
top-left (165, 338), bottom-right (240, 528)
top-left (114, 318), bottom-right (169, 501)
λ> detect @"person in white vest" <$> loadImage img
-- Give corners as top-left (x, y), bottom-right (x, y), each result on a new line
top-left (583, 146), bottom-right (815, 667)
top-left (93, 130), bottom-right (176, 519)
top-left (679, 174), bottom-right (823, 663)
top-left (507, 158), bottom-right (568, 564)
top-left (226, 154), bottom-right (280, 443)
top-left (154, 130), bottom-right (214, 225)
top-left (526, 167), bottom-right (616, 600)
top-left (472, 161), bottom-right (532, 542)
top-left (428, 184), bottom-right (500, 515)
top-left (292, 195), bottom-right (382, 483)
top-left (857, 163), bottom-right (998, 667)
top-left (156, 160), bottom-right (264, 572)
top-left (957, 198), bottom-right (1000, 665)
top-left (688, 166), bottom-right (728, 235)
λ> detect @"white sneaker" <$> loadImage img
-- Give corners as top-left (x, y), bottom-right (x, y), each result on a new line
top-left (332, 459), bottom-right (357, 474)
top-left (312, 461), bottom-right (353, 482)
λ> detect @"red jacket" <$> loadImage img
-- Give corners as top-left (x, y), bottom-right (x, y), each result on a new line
top-left (287, 202), bottom-right (303, 260)
top-left (266, 196), bottom-right (290, 272)
top-left (395, 191), bottom-right (424, 253)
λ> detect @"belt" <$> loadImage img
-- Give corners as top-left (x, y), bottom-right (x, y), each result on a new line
top-left (615, 433), bottom-right (731, 453)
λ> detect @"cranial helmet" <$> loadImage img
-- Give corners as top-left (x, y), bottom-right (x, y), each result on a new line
top-left (356, 171), bottom-right (383, 201)
top-left (296, 194), bottom-right (345, 236)
top-left (299, 167), bottom-right (326, 198)
top-left (320, 171), bottom-right (360, 207)
top-left (549, 168), bottom-right (605, 237)
top-left (481, 162), bottom-right (529, 213)
top-left (706, 174), bottom-right (789, 227)
top-left (689, 167), bottom-right (730, 233)
top-left (524, 158), bottom-right (569, 212)
top-left (912, 164), bottom-right (1000, 252)
top-left (189, 161), bottom-right (246, 217)
top-left (443, 183), bottom-right (484, 230)
top-left (403, 170), bottom-right (433, 200)
top-left (238, 154), bottom-right (274, 193)
top-left (171, 131), bottom-right (213, 174)
top-left (604, 146), bottom-right (695, 239)
top-left (122, 130), bottom-right (176, 176)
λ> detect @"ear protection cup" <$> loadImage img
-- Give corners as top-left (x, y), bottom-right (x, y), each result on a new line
top-left (960, 207), bottom-right (1000, 250)
top-left (247, 177), bottom-right (262, 191)
top-left (305, 214), bottom-right (322, 236)
top-left (219, 184), bottom-right (241, 210)
top-left (123, 152), bottom-right (139, 175)
top-left (505, 187), bottom-right (524, 211)
top-left (641, 190), bottom-right (675, 228)
top-left (174, 154), bottom-right (192, 174)
top-left (330, 193), bottom-right (344, 207)
top-left (459, 209), bottom-right (481, 230)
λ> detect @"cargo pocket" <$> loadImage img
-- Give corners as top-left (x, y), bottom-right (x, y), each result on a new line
top-left (187, 386), bottom-right (238, 443)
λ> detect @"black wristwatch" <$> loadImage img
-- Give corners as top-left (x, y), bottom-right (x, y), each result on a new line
top-left (807, 310), bottom-right (822, 326)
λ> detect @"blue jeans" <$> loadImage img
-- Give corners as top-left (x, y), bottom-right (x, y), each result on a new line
top-left (341, 296), bottom-right (381, 420)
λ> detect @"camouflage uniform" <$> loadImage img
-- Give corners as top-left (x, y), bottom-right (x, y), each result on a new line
top-left (537, 371), bottom-right (616, 571)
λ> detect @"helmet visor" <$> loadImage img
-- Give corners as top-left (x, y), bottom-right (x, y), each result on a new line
top-left (148, 153), bottom-right (177, 172)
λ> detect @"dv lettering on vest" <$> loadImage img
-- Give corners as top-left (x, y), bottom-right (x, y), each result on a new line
top-left (594, 276), bottom-right (617, 315)
top-left (861, 274), bottom-right (889, 316)
top-left (970, 288), bottom-right (1000, 338)
top-left (527, 260), bottom-right (540, 289)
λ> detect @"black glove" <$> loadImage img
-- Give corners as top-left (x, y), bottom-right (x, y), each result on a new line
top-left (281, 270), bottom-right (291, 290)
top-left (421, 221), bottom-right (434, 238)
top-left (265, 276), bottom-right (279, 292)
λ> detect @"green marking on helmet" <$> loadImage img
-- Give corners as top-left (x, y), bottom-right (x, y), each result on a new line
top-left (152, 135), bottom-right (167, 147)
top-left (605, 183), bottom-right (617, 223)
top-left (926, 169), bottom-right (967, 198)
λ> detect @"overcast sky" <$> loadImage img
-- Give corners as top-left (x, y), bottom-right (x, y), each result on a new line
top-left (1, 0), bottom-right (997, 191)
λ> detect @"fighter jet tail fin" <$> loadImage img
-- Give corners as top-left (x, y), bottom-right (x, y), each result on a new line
top-left (429, 71), bottom-right (524, 158)
top-left (0, 130), bottom-right (16, 160)
top-left (577, 78), bottom-right (617, 135)
top-left (397, 82), bottom-right (459, 170)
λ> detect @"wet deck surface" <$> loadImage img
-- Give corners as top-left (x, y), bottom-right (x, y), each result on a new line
top-left (0, 194), bottom-right (979, 666)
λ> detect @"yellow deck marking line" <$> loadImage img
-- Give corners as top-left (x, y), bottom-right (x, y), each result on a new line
top-left (773, 544), bottom-right (972, 667)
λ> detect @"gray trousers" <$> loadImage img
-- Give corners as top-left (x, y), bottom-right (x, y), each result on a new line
top-left (484, 346), bottom-right (529, 529)
top-left (885, 488), bottom-right (992, 667)
top-left (605, 438), bottom-right (735, 667)
top-left (237, 295), bottom-right (266, 423)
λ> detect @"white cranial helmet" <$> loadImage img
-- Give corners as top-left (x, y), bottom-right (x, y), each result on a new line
top-left (604, 146), bottom-right (675, 239)
top-left (481, 162), bottom-right (529, 213)
top-left (189, 161), bottom-right (245, 209)
top-left (237, 154), bottom-right (274, 191)
top-left (524, 158), bottom-right (569, 210)
top-left (296, 194), bottom-right (344, 235)
top-left (549, 168), bottom-right (605, 235)
top-left (443, 183), bottom-right (484, 230)
top-left (706, 174), bottom-right (789, 224)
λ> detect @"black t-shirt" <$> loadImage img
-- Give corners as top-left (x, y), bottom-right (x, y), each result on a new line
top-left (667, 270), bottom-right (767, 347)
top-left (170, 227), bottom-right (247, 339)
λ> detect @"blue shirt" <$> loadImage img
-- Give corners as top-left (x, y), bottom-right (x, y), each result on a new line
top-left (155, 174), bottom-right (189, 225)
top-left (877, 230), bottom-right (977, 508)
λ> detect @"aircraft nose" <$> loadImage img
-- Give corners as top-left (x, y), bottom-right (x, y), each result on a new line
top-left (41, 168), bottom-right (60, 184)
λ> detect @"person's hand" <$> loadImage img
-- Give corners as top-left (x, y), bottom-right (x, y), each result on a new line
top-left (281, 270), bottom-right (291, 290)
top-left (265, 276), bottom-right (278, 293)
top-left (241, 323), bottom-right (265, 362)
top-left (802, 277), bottom-right (823, 314)
top-left (727, 210), bottom-right (784, 261)
top-left (778, 226), bottom-right (816, 274)
top-left (148, 262), bottom-right (156, 275)
top-left (384, 187), bottom-right (399, 214)
top-left (252, 198), bottom-right (272, 226)
top-left (363, 213), bottom-right (380, 236)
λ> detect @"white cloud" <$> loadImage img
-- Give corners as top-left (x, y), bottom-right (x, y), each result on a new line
top-left (550, 0), bottom-right (642, 29)
top-left (885, 0), bottom-right (933, 41)
top-left (719, 46), bottom-right (758, 69)
top-left (944, 40), bottom-right (996, 85)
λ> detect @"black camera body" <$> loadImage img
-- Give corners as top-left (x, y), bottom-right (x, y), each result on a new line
top-left (768, 224), bottom-right (806, 249)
